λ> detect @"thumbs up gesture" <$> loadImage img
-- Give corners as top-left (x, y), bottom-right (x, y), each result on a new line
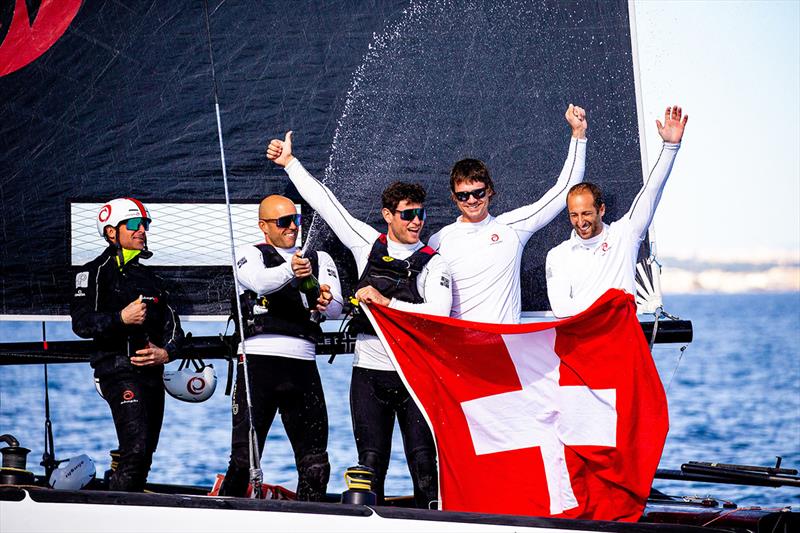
top-left (266, 131), bottom-right (294, 167)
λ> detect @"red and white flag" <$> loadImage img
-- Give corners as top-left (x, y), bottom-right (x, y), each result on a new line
top-left (364, 289), bottom-right (668, 521)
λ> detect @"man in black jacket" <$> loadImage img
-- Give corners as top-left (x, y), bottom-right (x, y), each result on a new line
top-left (71, 197), bottom-right (183, 492)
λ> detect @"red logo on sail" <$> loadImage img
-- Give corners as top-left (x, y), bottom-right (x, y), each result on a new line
top-left (0, 0), bottom-right (82, 77)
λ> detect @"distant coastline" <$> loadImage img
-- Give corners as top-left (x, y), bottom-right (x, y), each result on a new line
top-left (658, 251), bottom-right (800, 294)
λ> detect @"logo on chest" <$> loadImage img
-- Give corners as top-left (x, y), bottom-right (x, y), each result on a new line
top-left (489, 233), bottom-right (501, 245)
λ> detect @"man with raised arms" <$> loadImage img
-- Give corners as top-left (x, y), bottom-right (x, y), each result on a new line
top-left (267, 134), bottom-right (452, 509)
top-left (546, 105), bottom-right (688, 317)
top-left (219, 194), bottom-right (343, 501)
top-left (428, 104), bottom-right (588, 324)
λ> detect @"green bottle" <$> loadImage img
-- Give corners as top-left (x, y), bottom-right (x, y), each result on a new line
top-left (299, 274), bottom-right (321, 310)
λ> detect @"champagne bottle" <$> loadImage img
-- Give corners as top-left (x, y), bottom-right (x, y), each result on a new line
top-left (299, 273), bottom-right (321, 310)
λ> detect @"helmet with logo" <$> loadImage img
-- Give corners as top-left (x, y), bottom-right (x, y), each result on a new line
top-left (163, 359), bottom-right (217, 403)
top-left (96, 197), bottom-right (151, 238)
top-left (48, 454), bottom-right (96, 490)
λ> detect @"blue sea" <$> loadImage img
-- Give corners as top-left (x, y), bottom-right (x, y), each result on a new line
top-left (1, 293), bottom-right (798, 509)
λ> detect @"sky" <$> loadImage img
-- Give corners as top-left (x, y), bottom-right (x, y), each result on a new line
top-left (634, 0), bottom-right (800, 260)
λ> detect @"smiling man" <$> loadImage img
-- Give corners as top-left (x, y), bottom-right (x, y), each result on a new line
top-left (546, 105), bottom-right (688, 317)
top-left (267, 132), bottom-right (452, 509)
top-left (71, 197), bottom-right (184, 492)
top-left (220, 194), bottom-right (342, 501)
top-left (428, 105), bottom-right (588, 323)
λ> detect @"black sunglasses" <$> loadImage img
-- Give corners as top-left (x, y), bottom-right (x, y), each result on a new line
top-left (394, 207), bottom-right (426, 222)
top-left (261, 214), bottom-right (302, 228)
top-left (454, 187), bottom-right (488, 202)
top-left (124, 217), bottom-right (151, 231)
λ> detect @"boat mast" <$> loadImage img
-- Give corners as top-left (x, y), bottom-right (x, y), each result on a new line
top-left (201, 0), bottom-right (263, 498)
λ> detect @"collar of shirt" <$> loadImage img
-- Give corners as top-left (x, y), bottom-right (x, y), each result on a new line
top-left (385, 237), bottom-right (425, 255)
top-left (569, 223), bottom-right (609, 251)
top-left (273, 245), bottom-right (299, 262)
top-left (455, 213), bottom-right (495, 229)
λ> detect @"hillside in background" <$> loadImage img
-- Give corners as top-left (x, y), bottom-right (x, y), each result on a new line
top-left (659, 250), bottom-right (800, 294)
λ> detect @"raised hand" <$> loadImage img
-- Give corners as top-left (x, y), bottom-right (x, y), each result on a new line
top-left (565, 104), bottom-right (588, 139)
top-left (656, 105), bottom-right (688, 144)
top-left (266, 131), bottom-right (294, 167)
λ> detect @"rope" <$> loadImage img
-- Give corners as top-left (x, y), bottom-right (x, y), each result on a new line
top-left (201, 0), bottom-right (262, 498)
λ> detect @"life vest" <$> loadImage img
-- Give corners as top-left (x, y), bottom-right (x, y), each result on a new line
top-left (235, 244), bottom-right (322, 343)
top-left (348, 234), bottom-right (436, 336)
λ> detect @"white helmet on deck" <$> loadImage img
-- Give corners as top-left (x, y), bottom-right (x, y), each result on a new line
top-left (163, 359), bottom-right (217, 403)
top-left (49, 454), bottom-right (96, 490)
top-left (96, 197), bottom-right (151, 238)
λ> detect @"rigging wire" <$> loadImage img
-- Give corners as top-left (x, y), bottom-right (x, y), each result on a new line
top-left (201, 0), bottom-right (262, 498)
top-left (40, 321), bottom-right (57, 481)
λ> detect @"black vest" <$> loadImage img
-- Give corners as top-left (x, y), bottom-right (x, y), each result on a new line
top-left (235, 244), bottom-right (322, 343)
top-left (348, 234), bottom-right (437, 336)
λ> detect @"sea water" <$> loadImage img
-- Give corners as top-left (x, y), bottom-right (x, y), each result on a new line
top-left (1, 293), bottom-right (798, 508)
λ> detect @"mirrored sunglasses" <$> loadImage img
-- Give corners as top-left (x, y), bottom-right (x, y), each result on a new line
top-left (454, 187), bottom-right (487, 202)
top-left (262, 214), bottom-right (302, 228)
top-left (395, 207), bottom-right (426, 222)
top-left (124, 217), bottom-right (151, 231)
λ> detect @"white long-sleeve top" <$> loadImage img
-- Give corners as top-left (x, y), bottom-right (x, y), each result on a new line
top-left (546, 142), bottom-right (681, 317)
top-left (235, 243), bottom-right (343, 360)
top-left (285, 158), bottom-right (452, 371)
top-left (428, 137), bottom-right (587, 324)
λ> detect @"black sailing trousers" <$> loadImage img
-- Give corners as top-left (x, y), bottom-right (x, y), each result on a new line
top-left (220, 355), bottom-right (330, 500)
top-left (100, 372), bottom-right (165, 492)
top-left (350, 366), bottom-right (438, 509)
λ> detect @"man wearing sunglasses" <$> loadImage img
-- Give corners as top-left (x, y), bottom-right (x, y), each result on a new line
top-left (546, 106), bottom-right (688, 317)
top-left (266, 133), bottom-right (452, 509)
top-left (428, 104), bottom-right (588, 324)
top-left (71, 197), bottom-right (184, 492)
top-left (219, 194), bottom-right (343, 501)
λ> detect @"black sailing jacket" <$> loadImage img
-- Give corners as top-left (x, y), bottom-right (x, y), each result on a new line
top-left (70, 245), bottom-right (183, 377)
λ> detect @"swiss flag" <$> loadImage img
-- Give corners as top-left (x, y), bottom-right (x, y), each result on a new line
top-left (364, 289), bottom-right (668, 521)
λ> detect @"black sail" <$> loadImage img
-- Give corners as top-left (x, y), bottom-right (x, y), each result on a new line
top-left (0, 0), bottom-right (647, 316)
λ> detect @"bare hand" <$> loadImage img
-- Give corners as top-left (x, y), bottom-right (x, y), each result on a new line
top-left (565, 104), bottom-right (588, 139)
top-left (121, 297), bottom-right (146, 325)
top-left (355, 285), bottom-right (390, 307)
top-left (130, 342), bottom-right (169, 366)
top-left (266, 131), bottom-right (294, 167)
top-left (291, 250), bottom-right (312, 278)
top-left (656, 105), bottom-right (688, 143)
top-left (316, 283), bottom-right (333, 312)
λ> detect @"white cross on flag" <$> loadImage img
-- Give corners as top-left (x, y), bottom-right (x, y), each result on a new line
top-left (364, 289), bottom-right (668, 521)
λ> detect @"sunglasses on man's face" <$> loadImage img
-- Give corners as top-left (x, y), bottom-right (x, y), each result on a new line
top-left (261, 214), bottom-right (302, 228)
top-left (394, 207), bottom-right (426, 222)
top-left (454, 187), bottom-right (488, 202)
top-left (124, 217), bottom-right (151, 231)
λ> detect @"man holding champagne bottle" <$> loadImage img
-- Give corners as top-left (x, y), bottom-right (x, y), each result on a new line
top-left (218, 194), bottom-right (343, 501)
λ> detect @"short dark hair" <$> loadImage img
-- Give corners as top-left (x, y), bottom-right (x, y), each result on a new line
top-left (381, 181), bottom-right (426, 211)
top-left (568, 182), bottom-right (604, 209)
top-left (449, 158), bottom-right (496, 194)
